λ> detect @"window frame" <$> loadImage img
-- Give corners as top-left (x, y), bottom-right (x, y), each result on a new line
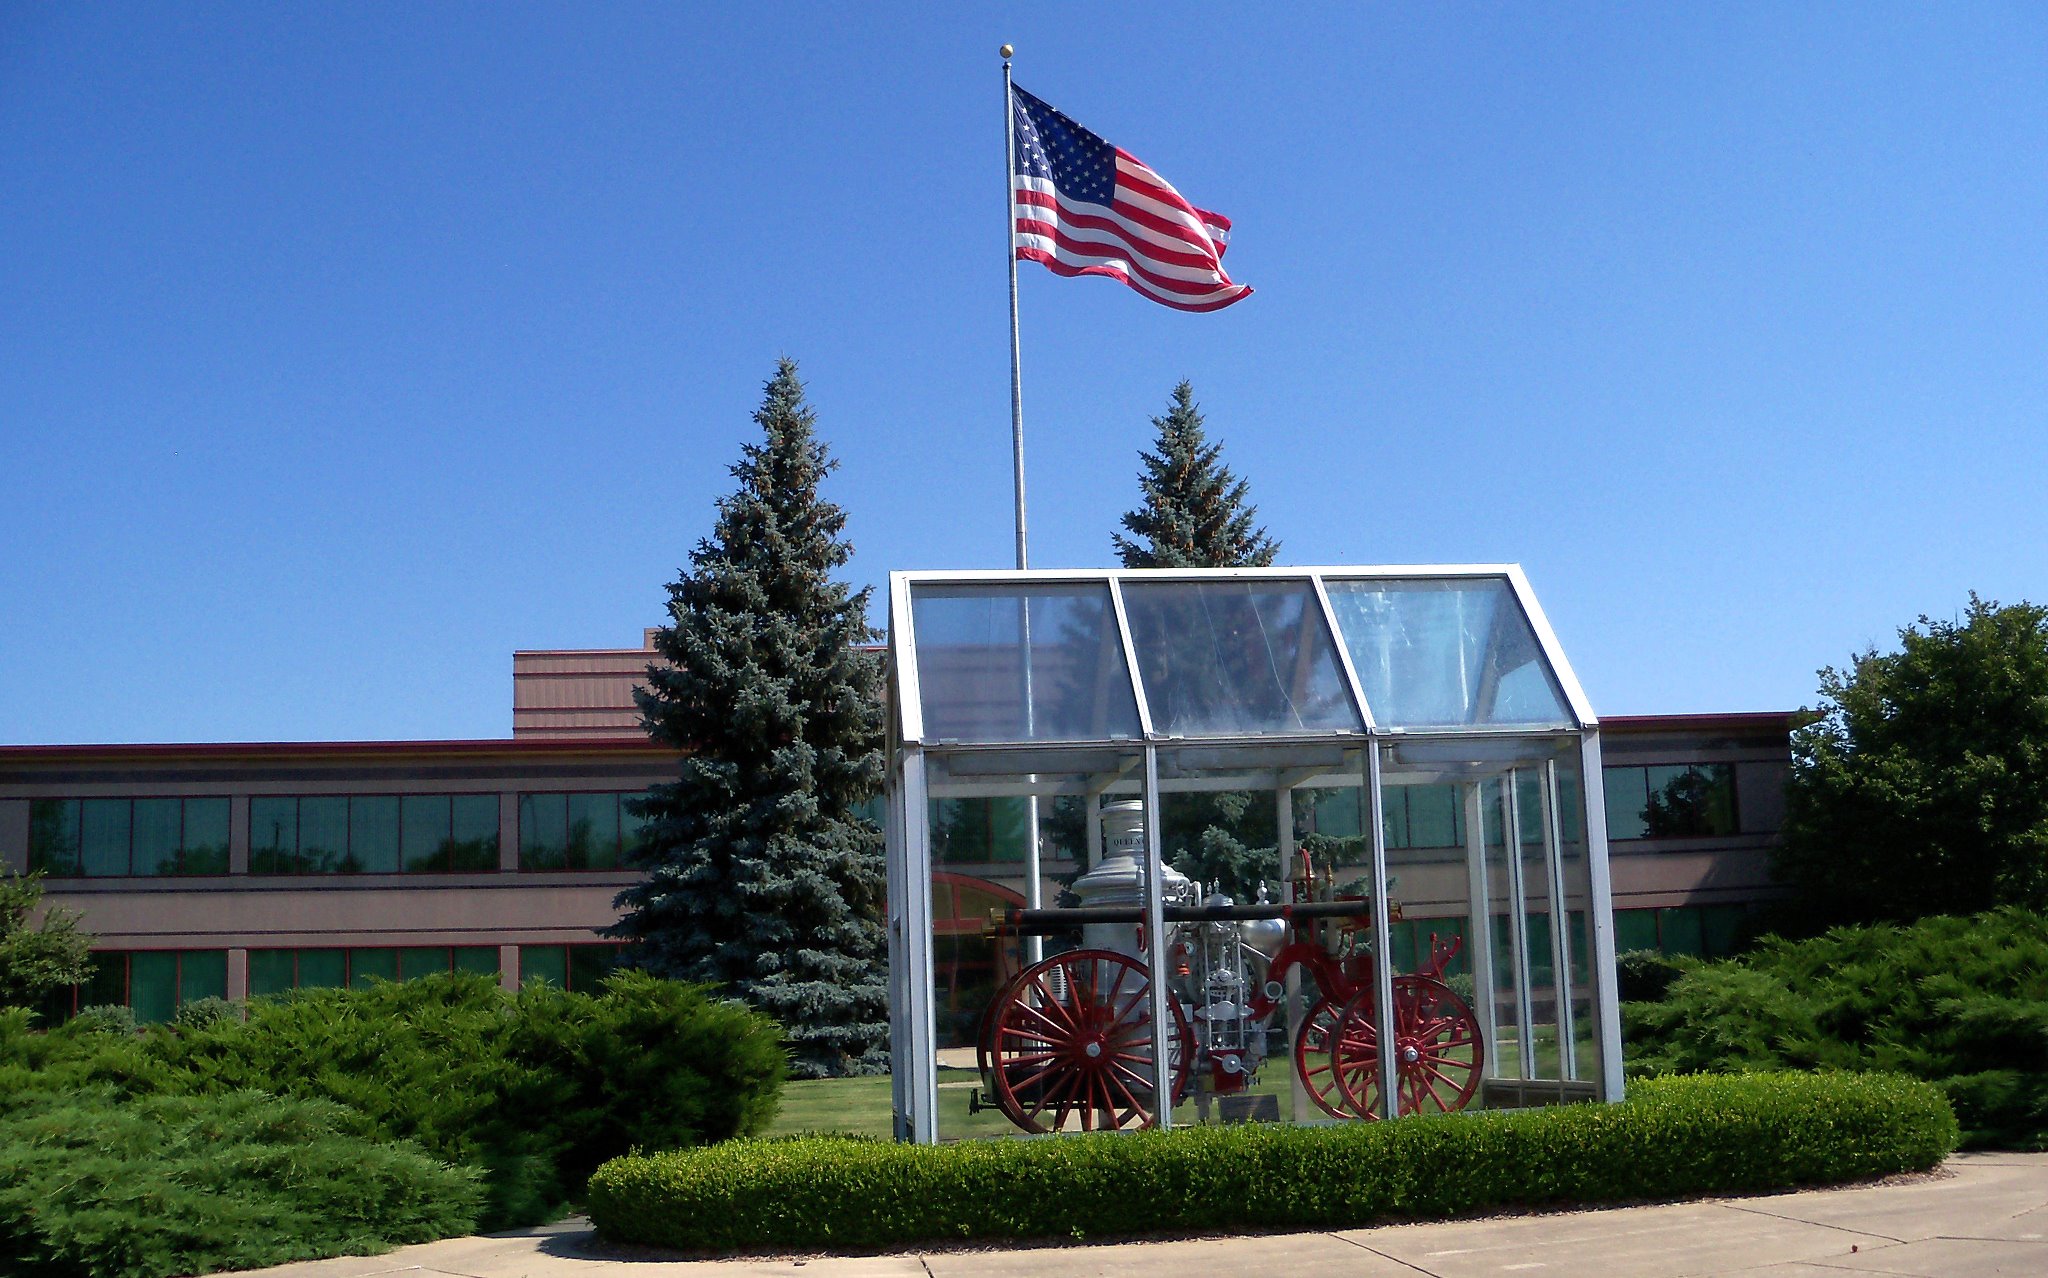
top-left (248, 792), bottom-right (504, 875)
top-left (28, 797), bottom-right (232, 879)
top-left (516, 790), bottom-right (650, 872)
top-left (1601, 762), bottom-right (1741, 842)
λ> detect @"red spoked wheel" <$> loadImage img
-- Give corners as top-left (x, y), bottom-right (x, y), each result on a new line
top-left (987, 949), bottom-right (1192, 1133)
top-left (1331, 975), bottom-right (1483, 1119)
top-left (1292, 997), bottom-right (1367, 1119)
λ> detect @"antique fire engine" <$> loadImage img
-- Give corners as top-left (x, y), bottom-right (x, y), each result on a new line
top-left (973, 800), bottom-right (1482, 1133)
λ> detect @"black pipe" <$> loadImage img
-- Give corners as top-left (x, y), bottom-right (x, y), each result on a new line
top-left (995, 900), bottom-right (1371, 934)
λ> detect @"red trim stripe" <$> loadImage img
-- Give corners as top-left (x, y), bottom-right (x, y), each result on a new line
top-left (1017, 222), bottom-right (1237, 297)
top-left (1016, 246), bottom-right (1252, 312)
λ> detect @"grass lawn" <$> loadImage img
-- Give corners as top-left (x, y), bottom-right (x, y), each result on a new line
top-left (769, 1066), bottom-right (1316, 1140)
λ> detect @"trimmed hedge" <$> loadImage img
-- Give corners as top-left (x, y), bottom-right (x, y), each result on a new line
top-left (587, 1072), bottom-right (1957, 1252)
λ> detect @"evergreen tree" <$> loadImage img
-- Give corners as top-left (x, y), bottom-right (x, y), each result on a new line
top-left (611, 359), bottom-right (888, 1078)
top-left (1113, 381), bottom-right (1279, 569)
top-left (1114, 382), bottom-right (1281, 899)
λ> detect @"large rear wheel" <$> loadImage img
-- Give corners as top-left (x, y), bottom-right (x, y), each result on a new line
top-left (986, 949), bottom-right (1191, 1133)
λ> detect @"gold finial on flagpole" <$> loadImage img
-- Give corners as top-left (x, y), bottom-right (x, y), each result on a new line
top-left (1000, 44), bottom-right (1014, 60)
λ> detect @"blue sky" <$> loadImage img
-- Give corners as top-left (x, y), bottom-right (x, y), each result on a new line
top-left (4, 5), bottom-right (2044, 744)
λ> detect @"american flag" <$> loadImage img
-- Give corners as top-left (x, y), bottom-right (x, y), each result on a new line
top-left (1010, 85), bottom-right (1251, 313)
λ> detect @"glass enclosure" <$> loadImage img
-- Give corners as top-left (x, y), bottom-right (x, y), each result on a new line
top-left (886, 567), bottom-right (1620, 1143)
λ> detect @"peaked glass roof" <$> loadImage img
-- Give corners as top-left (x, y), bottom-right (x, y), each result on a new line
top-left (893, 567), bottom-right (1588, 748)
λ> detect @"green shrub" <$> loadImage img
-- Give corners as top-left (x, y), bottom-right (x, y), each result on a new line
top-left (587, 1072), bottom-right (1956, 1253)
top-left (1625, 908), bottom-right (2048, 1147)
top-left (69, 1004), bottom-right (137, 1036)
top-left (1615, 949), bottom-right (1689, 1003)
top-left (0, 1087), bottom-right (482, 1278)
top-left (170, 995), bottom-right (243, 1029)
top-left (137, 970), bottom-right (784, 1228)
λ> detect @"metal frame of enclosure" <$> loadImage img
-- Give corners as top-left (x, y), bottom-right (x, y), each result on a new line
top-left (885, 565), bottom-right (1621, 1143)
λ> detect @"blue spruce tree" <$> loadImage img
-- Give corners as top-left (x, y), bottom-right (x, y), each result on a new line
top-left (611, 359), bottom-right (888, 1077)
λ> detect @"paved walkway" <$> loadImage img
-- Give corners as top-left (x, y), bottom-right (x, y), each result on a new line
top-left (235, 1151), bottom-right (2048, 1278)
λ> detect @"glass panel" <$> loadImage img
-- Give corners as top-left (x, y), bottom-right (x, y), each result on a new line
top-left (1660, 907), bottom-right (1705, 957)
top-left (349, 948), bottom-right (398, 987)
top-left (520, 945), bottom-right (567, 987)
top-left (29, 799), bottom-right (81, 876)
top-left (397, 947), bottom-right (449, 979)
top-left (520, 794), bottom-right (568, 870)
top-left (296, 949), bottom-right (346, 988)
top-left (450, 795), bottom-right (500, 871)
top-left (453, 946), bottom-right (500, 976)
top-left (79, 799), bottom-right (131, 877)
top-left (82, 953), bottom-right (127, 1009)
top-left (568, 944), bottom-right (618, 991)
top-left (181, 799), bottom-right (230, 874)
top-left (1603, 767), bottom-right (1649, 841)
top-left (130, 952), bottom-right (179, 1023)
top-left (1325, 578), bottom-right (1573, 729)
top-left (1120, 579), bottom-right (1362, 737)
top-left (567, 793), bottom-right (620, 869)
top-left (909, 582), bottom-right (1141, 743)
top-left (1701, 905), bottom-right (1748, 958)
top-left (179, 951), bottom-right (227, 1004)
top-left (620, 795), bottom-right (649, 862)
top-left (349, 797), bottom-right (400, 873)
top-left (249, 798), bottom-right (296, 874)
top-left (248, 949), bottom-right (297, 997)
top-left (132, 799), bottom-right (183, 876)
top-left (1379, 752), bottom-right (1485, 1118)
top-left (1407, 784), bottom-right (1461, 849)
top-left (300, 797), bottom-right (350, 873)
top-left (1614, 909), bottom-right (1660, 953)
top-left (401, 795), bottom-right (452, 872)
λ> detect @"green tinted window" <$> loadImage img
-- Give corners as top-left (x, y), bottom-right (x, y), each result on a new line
top-left (450, 795), bottom-right (499, 871)
top-left (453, 946), bottom-right (500, 975)
top-left (130, 952), bottom-right (179, 1023)
top-left (401, 796), bottom-right (452, 872)
top-left (397, 947), bottom-right (448, 979)
top-left (300, 797), bottom-right (349, 871)
top-left (250, 798), bottom-right (296, 874)
top-left (179, 951), bottom-right (226, 1004)
top-left (520, 945), bottom-right (567, 987)
top-left (619, 797), bottom-right (649, 862)
top-left (568, 945), bottom-right (620, 991)
top-left (1700, 904), bottom-right (1748, 958)
top-left (182, 799), bottom-right (230, 874)
top-left (1614, 908), bottom-right (1661, 953)
top-left (567, 793), bottom-right (619, 869)
top-left (1406, 785), bottom-right (1462, 849)
top-left (133, 799), bottom-right (183, 875)
top-left (349, 798), bottom-right (400, 873)
top-left (1380, 788), bottom-right (1411, 849)
top-left (1603, 767), bottom-right (1651, 841)
top-left (29, 800), bottom-right (81, 876)
top-left (248, 949), bottom-right (297, 997)
top-left (82, 952), bottom-right (127, 1009)
top-left (1660, 907), bottom-right (1705, 957)
top-left (520, 794), bottom-right (568, 869)
top-left (297, 949), bottom-right (346, 988)
top-left (80, 799), bottom-right (131, 876)
top-left (349, 948), bottom-right (398, 986)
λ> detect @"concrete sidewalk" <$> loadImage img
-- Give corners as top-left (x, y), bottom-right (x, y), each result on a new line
top-left (234, 1151), bottom-right (2048, 1278)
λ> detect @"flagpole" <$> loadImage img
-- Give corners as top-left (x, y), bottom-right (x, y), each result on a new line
top-left (1002, 44), bottom-right (1045, 968)
top-left (1002, 46), bottom-right (1027, 573)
